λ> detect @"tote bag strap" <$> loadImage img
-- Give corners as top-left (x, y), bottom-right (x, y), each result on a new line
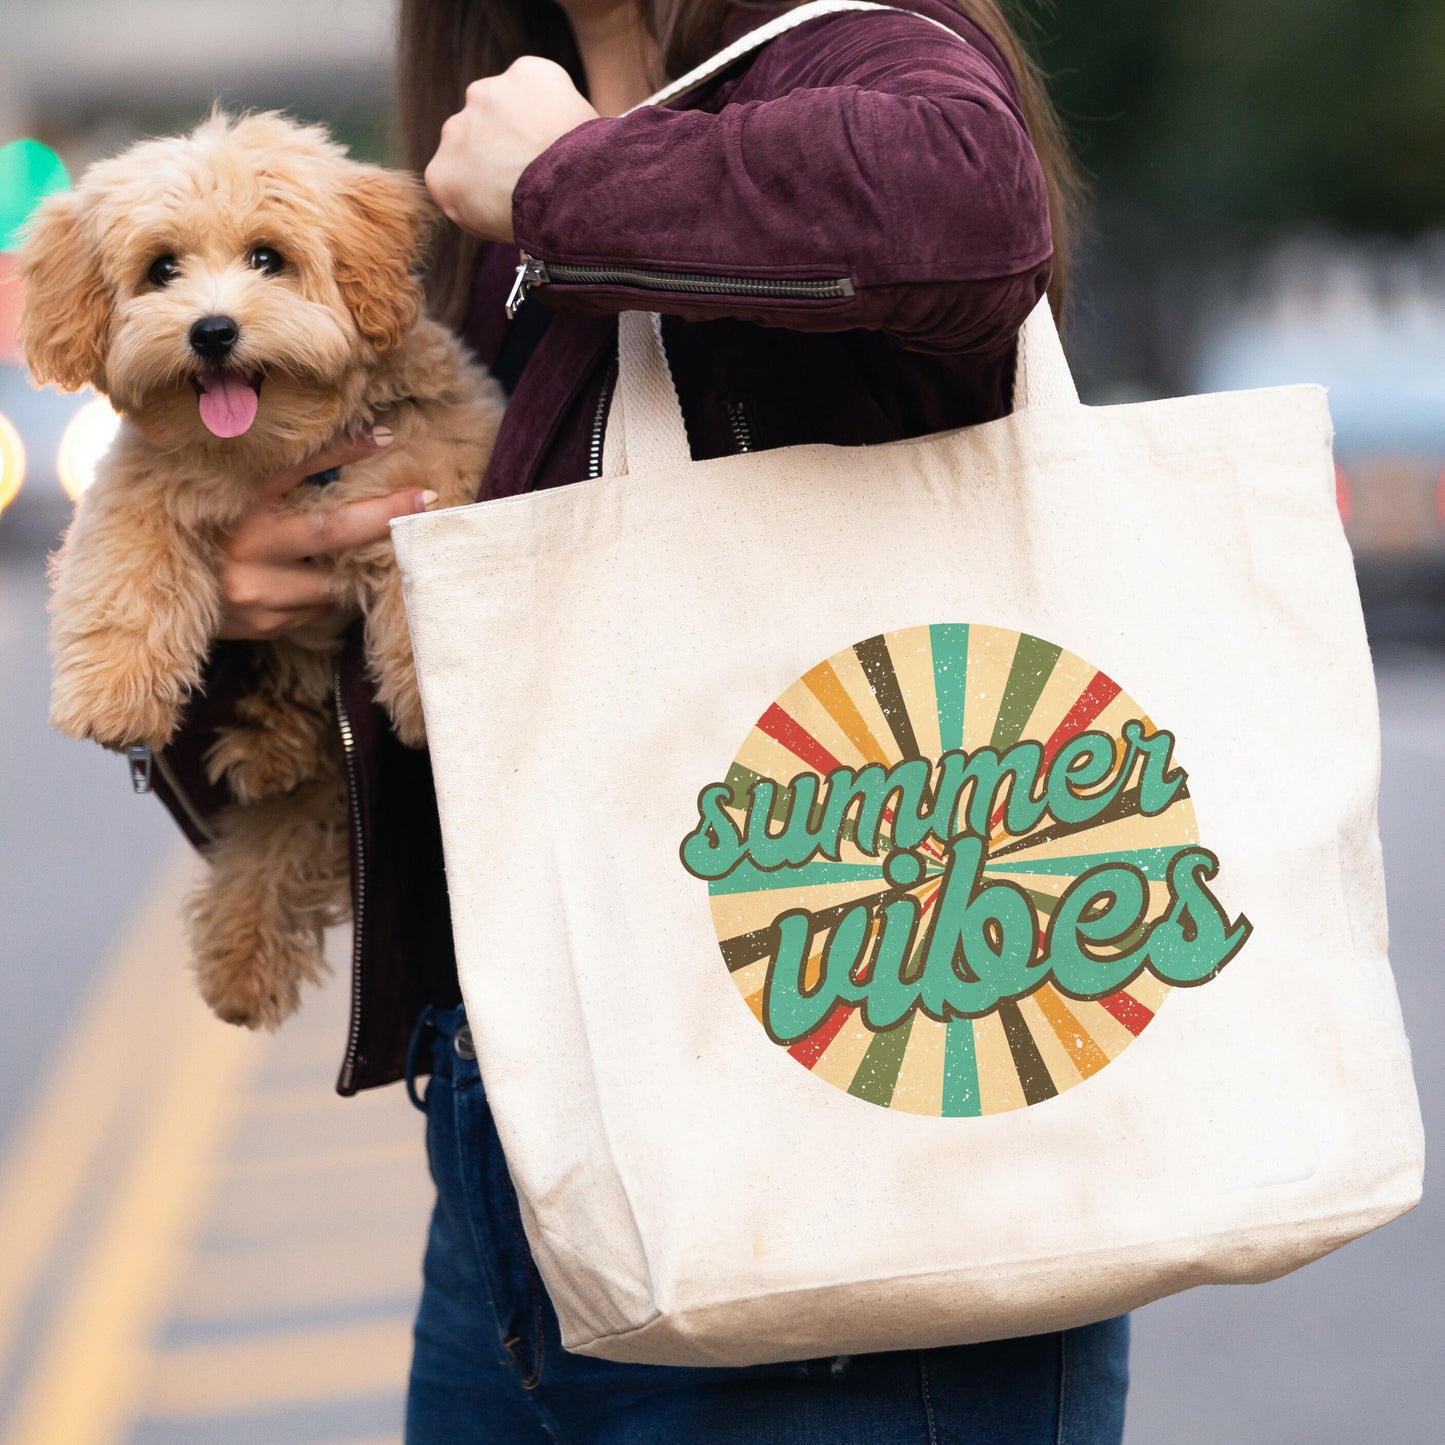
top-left (632, 1), bottom-right (964, 112)
top-left (605, 0), bottom-right (1079, 476)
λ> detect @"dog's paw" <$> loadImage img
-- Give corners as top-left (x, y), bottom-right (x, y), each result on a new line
top-left (208, 724), bottom-right (322, 803)
top-left (198, 974), bottom-right (299, 1031)
top-left (373, 658), bottom-right (427, 748)
top-left (50, 671), bottom-right (179, 750)
top-left (387, 690), bottom-right (427, 749)
top-left (192, 934), bottom-right (313, 1031)
top-left (189, 873), bottom-right (327, 1030)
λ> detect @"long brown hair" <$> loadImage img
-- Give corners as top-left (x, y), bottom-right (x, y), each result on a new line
top-left (397, 1), bottom-right (1082, 329)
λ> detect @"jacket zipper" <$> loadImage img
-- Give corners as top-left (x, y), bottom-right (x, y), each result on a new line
top-left (587, 371), bottom-right (759, 474)
top-left (726, 398), bottom-right (755, 453)
top-left (587, 359), bottom-right (617, 480)
top-left (507, 252), bottom-right (854, 319)
top-left (334, 664), bottom-right (366, 1093)
top-left (587, 373), bottom-right (758, 474)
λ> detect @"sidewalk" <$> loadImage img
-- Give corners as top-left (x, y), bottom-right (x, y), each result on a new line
top-left (0, 849), bottom-right (432, 1445)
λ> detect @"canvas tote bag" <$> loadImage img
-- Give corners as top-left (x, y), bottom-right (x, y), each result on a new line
top-left (390, 0), bottom-right (1424, 1367)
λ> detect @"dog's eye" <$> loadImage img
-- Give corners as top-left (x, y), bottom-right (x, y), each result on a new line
top-left (147, 254), bottom-right (179, 288)
top-left (248, 246), bottom-right (284, 276)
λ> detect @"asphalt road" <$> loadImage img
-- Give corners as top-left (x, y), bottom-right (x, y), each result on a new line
top-left (0, 489), bottom-right (180, 1152)
top-left (0, 486), bottom-right (427, 1445)
top-left (1, 480), bottom-right (1441, 1443)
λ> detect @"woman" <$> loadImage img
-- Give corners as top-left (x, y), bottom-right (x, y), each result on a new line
top-left (153, 1), bottom-right (1129, 1439)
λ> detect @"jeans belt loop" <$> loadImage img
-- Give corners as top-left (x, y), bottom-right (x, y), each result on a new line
top-left (404, 1003), bottom-right (439, 1112)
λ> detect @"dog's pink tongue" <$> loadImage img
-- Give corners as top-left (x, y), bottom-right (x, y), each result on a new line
top-left (196, 371), bottom-right (258, 438)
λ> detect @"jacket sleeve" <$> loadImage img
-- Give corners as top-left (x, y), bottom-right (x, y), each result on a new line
top-left (510, 6), bottom-right (1052, 356)
top-left (146, 641), bottom-right (255, 852)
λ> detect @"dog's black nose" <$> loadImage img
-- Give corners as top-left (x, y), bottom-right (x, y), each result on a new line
top-left (189, 315), bottom-right (240, 361)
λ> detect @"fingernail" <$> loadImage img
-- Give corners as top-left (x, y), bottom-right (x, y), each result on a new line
top-left (373, 426), bottom-right (395, 446)
top-left (417, 489), bottom-right (439, 511)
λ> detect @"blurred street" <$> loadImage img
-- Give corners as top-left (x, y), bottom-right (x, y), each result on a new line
top-left (1, 492), bottom-right (430, 1445)
top-left (1, 478), bottom-right (1442, 1444)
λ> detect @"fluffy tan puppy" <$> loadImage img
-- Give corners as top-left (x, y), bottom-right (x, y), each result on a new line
top-left (20, 111), bottom-right (503, 1028)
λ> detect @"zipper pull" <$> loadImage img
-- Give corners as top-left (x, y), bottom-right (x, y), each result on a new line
top-left (126, 743), bottom-right (154, 794)
top-left (505, 254), bottom-right (548, 319)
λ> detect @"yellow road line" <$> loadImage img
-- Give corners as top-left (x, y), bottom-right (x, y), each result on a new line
top-left (243, 1083), bottom-right (362, 1115)
top-left (143, 1316), bottom-right (414, 1420)
top-left (311, 1436), bottom-right (402, 1445)
top-left (0, 849), bottom-right (197, 1393)
top-left (222, 1140), bottom-right (421, 1182)
top-left (174, 1238), bottom-right (425, 1322)
top-left (1, 872), bottom-right (264, 1445)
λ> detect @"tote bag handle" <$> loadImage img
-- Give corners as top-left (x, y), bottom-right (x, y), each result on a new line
top-left (604, 0), bottom-right (1081, 477)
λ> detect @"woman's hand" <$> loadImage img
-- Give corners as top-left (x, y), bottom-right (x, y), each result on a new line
top-left (216, 429), bottom-right (435, 641)
top-left (425, 57), bottom-right (600, 243)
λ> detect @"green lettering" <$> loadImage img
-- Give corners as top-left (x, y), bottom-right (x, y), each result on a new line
top-left (1143, 847), bottom-right (1252, 985)
top-left (763, 905), bottom-right (869, 1044)
top-left (743, 773), bottom-right (830, 870)
top-left (1124, 721), bottom-right (1186, 816)
top-left (1047, 863), bottom-right (1151, 1000)
top-left (955, 744), bottom-right (1048, 839)
top-left (1046, 731), bottom-right (1126, 826)
top-left (857, 850), bottom-right (926, 1031)
top-left (918, 835), bottom-right (1039, 1018)
top-left (816, 760), bottom-right (931, 857)
top-left (679, 784), bottom-right (745, 880)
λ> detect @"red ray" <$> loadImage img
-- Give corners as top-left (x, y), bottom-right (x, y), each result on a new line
top-left (754, 710), bottom-right (943, 860)
top-left (757, 704), bottom-right (843, 775)
top-left (1099, 989), bottom-right (1154, 1036)
top-left (789, 1002), bottom-right (855, 1068)
top-left (1041, 671), bottom-right (1122, 769)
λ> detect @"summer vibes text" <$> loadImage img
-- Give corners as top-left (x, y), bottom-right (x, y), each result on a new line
top-left (681, 721), bottom-right (1251, 1044)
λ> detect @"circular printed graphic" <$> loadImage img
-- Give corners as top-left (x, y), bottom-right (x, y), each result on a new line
top-left (678, 625), bottom-right (1251, 1116)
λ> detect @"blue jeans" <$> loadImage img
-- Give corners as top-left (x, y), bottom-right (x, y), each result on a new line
top-left (405, 1005), bottom-right (1129, 1444)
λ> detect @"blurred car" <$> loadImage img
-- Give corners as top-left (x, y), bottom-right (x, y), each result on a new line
top-left (0, 358), bottom-right (106, 518)
top-left (1195, 240), bottom-right (1445, 571)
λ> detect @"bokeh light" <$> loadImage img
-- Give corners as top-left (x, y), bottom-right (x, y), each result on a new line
top-left (0, 410), bottom-right (25, 514)
top-left (56, 395), bottom-right (121, 501)
top-left (0, 138), bottom-right (71, 253)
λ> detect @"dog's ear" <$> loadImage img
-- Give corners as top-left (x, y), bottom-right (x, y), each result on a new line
top-left (333, 166), bottom-right (433, 354)
top-left (18, 191), bottom-right (111, 392)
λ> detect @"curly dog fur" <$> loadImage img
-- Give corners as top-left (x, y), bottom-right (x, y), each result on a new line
top-left (21, 111), bottom-right (503, 1029)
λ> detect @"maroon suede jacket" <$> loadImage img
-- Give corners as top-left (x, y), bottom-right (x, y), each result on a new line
top-left (151, 0), bottom-right (1052, 1093)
